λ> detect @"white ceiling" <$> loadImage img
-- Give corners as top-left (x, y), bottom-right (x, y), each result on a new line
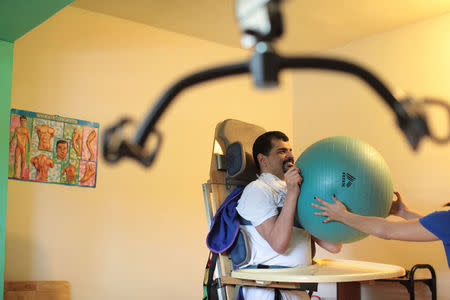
top-left (71, 0), bottom-right (450, 53)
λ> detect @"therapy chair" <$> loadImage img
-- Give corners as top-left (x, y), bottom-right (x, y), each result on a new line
top-left (203, 119), bottom-right (405, 300)
top-left (203, 119), bottom-right (267, 299)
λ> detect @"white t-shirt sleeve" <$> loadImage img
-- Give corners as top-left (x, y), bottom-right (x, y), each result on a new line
top-left (236, 182), bottom-right (278, 226)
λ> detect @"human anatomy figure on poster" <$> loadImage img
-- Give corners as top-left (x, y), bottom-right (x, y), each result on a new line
top-left (36, 123), bottom-right (55, 151)
top-left (10, 115), bottom-right (31, 179)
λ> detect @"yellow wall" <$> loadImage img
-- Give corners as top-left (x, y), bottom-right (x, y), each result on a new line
top-left (6, 7), bottom-right (293, 300)
top-left (8, 4), bottom-right (450, 300)
top-left (293, 13), bottom-right (450, 299)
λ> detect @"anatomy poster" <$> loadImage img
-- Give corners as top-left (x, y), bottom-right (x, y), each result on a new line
top-left (8, 109), bottom-right (99, 188)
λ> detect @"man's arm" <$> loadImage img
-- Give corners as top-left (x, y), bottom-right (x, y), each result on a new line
top-left (10, 131), bottom-right (17, 147)
top-left (26, 130), bottom-right (31, 151)
top-left (73, 130), bottom-right (82, 155)
top-left (312, 195), bottom-right (438, 242)
top-left (255, 166), bottom-right (301, 254)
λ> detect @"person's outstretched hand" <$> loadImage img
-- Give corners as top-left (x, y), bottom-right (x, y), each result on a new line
top-left (311, 195), bottom-right (349, 223)
top-left (389, 191), bottom-right (407, 217)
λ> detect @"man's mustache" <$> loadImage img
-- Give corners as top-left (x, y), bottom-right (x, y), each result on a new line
top-left (283, 158), bottom-right (294, 164)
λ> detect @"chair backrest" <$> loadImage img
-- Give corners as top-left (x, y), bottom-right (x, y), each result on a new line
top-left (206, 119), bottom-right (265, 300)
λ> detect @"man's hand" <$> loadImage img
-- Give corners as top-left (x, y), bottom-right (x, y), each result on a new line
top-left (284, 164), bottom-right (302, 193)
top-left (312, 195), bottom-right (349, 223)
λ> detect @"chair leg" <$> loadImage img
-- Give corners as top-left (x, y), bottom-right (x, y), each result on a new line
top-left (408, 264), bottom-right (436, 300)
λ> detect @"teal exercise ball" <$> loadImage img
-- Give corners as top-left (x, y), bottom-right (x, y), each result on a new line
top-left (295, 136), bottom-right (393, 243)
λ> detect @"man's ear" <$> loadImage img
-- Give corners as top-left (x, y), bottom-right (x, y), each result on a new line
top-left (257, 153), bottom-right (265, 169)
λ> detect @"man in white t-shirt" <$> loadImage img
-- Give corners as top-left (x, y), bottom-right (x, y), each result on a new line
top-left (236, 131), bottom-right (342, 300)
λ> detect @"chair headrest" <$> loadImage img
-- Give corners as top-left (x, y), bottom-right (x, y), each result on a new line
top-left (216, 119), bottom-right (265, 183)
top-left (226, 142), bottom-right (245, 177)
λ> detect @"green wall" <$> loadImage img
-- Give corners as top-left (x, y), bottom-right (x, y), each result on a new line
top-left (0, 1), bottom-right (75, 299)
top-left (0, 0), bottom-right (75, 42)
top-left (0, 40), bottom-right (14, 300)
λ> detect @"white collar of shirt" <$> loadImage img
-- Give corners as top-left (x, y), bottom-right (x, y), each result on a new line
top-left (257, 172), bottom-right (287, 205)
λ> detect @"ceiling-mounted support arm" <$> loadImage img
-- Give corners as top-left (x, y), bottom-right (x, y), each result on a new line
top-left (248, 42), bottom-right (430, 150)
top-left (103, 49), bottom-right (437, 167)
top-left (102, 0), bottom-right (447, 168)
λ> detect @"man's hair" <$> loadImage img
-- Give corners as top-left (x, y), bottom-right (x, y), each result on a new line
top-left (19, 115), bottom-right (27, 121)
top-left (56, 140), bottom-right (68, 147)
top-left (252, 131), bottom-right (289, 173)
top-left (444, 202), bottom-right (450, 207)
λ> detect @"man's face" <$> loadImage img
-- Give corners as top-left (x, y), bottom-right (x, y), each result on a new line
top-left (261, 138), bottom-right (295, 179)
top-left (20, 118), bottom-right (27, 127)
top-left (56, 142), bottom-right (68, 160)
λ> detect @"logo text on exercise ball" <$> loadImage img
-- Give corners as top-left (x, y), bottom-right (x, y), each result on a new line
top-left (341, 172), bottom-right (356, 188)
